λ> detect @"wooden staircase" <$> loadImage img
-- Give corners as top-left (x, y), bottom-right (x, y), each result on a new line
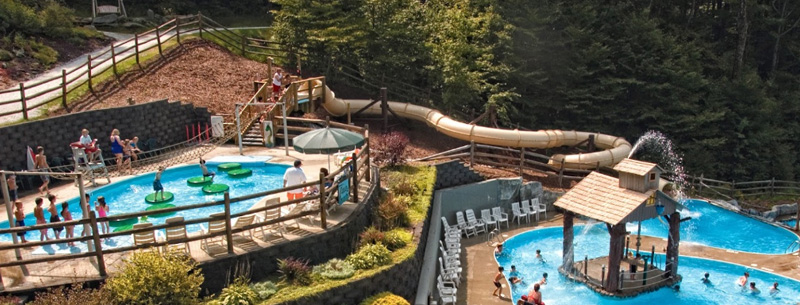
top-left (241, 121), bottom-right (264, 146)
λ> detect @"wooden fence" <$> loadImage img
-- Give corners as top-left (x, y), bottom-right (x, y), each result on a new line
top-left (684, 175), bottom-right (800, 200)
top-left (0, 140), bottom-right (373, 291)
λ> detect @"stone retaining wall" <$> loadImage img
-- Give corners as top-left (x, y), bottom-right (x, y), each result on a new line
top-left (0, 99), bottom-right (209, 174)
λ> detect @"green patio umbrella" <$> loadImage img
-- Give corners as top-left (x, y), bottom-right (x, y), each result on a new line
top-left (293, 127), bottom-right (365, 168)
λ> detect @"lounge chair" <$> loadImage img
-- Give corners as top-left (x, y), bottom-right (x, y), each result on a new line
top-left (286, 202), bottom-right (308, 228)
top-left (165, 216), bottom-right (190, 255)
top-left (256, 197), bottom-right (285, 240)
top-left (132, 223), bottom-right (161, 252)
top-left (232, 215), bottom-right (257, 240)
top-left (200, 213), bottom-right (227, 251)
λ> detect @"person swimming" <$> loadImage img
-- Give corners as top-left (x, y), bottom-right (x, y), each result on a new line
top-left (537, 272), bottom-right (548, 285)
top-left (769, 282), bottom-right (780, 296)
top-left (508, 265), bottom-right (523, 285)
top-left (749, 282), bottom-right (760, 294)
top-left (701, 272), bottom-right (712, 285)
top-left (495, 243), bottom-right (504, 255)
top-left (737, 272), bottom-right (749, 287)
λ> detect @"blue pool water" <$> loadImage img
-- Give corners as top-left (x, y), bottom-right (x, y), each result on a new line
top-left (631, 199), bottom-right (798, 254)
top-left (782, 219), bottom-right (796, 228)
top-left (1, 161), bottom-right (288, 245)
top-left (496, 226), bottom-right (800, 305)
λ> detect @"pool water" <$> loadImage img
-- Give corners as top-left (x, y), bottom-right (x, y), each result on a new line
top-left (1, 162), bottom-right (288, 245)
top-left (630, 199), bottom-right (798, 254)
top-left (496, 226), bottom-right (800, 305)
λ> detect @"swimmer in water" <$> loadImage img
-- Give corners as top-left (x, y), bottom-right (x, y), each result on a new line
top-left (701, 272), bottom-right (712, 285)
top-left (495, 243), bottom-right (503, 255)
top-left (537, 272), bottom-right (548, 285)
top-left (737, 272), bottom-right (749, 287)
top-left (769, 282), bottom-right (780, 296)
top-left (535, 249), bottom-right (545, 262)
top-left (508, 265), bottom-right (523, 285)
top-left (750, 282), bottom-right (760, 294)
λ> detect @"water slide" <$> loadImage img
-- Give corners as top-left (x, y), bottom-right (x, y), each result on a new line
top-left (297, 81), bottom-right (632, 169)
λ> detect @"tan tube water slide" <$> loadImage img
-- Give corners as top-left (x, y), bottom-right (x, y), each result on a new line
top-left (298, 82), bottom-right (631, 169)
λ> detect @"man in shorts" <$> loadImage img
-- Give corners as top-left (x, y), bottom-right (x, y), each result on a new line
top-left (272, 68), bottom-right (283, 101)
top-left (283, 160), bottom-right (307, 201)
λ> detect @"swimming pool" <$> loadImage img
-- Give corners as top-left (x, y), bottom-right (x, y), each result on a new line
top-left (630, 199), bottom-right (798, 254)
top-left (1, 161), bottom-right (289, 250)
top-left (496, 226), bottom-right (800, 305)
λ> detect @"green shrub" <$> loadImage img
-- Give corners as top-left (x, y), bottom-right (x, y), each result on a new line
top-left (376, 193), bottom-right (410, 230)
top-left (312, 258), bottom-right (355, 280)
top-left (0, 0), bottom-right (41, 39)
top-left (277, 257), bottom-right (312, 285)
top-left (40, 2), bottom-right (74, 38)
top-left (250, 281), bottom-right (278, 300)
top-left (105, 251), bottom-right (203, 305)
top-left (217, 278), bottom-right (258, 305)
top-left (0, 49), bottom-right (12, 61)
top-left (390, 179), bottom-right (416, 196)
top-left (28, 284), bottom-right (111, 305)
top-left (346, 243), bottom-right (392, 270)
top-left (359, 292), bottom-right (410, 305)
top-left (384, 228), bottom-right (412, 251)
top-left (359, 226), bottom-right (386, 247)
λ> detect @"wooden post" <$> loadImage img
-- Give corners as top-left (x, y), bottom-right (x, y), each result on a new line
top-left (380, 88), bottom-right (388, 129)
top-left (307, 79), bottom-right (313, 110)
top-left (241, 36), bottom-right (246, 55)
top-left (795, 202), bottom-right (799, 231)
top-left (562, 211), bottom-right (574, 272)
top-left (110, 43), bottom-right (118, 78)
top-left (87, 54), bottom-right (94, 92)
top-left (601, 265), bottom-right (606, 287)
top-left (319, 172), bottom-right (327, 229)
top-left (771, 177), bottom-right (775, 196)
top-left (665, 212), bottom-right (680, 278)
top-left (605, 223), bottom-right (626, 292)
top-left (175, 18), bottom-right (181, 44)
top-left (198, 12), bottom-right (203, 39)
top-left (223, 192), bottom-right (234, 254)
top-left (364, 125), bottom-right (371, 182)
top-left (730, 180), bottom-right (736, 198)
top-left (519, 147), bottom-right (525, 177)
top-left (88, 211), bottom-right (107, 277)
top-left (321, 77), bottom-right (327, 105)
top-left (61, 69), bottom-right (68, 111)
top-left (1, 173), bottom-right (22, 261)
top-left (698, 173), bottom-right (704, 192)
top-left (351, 153), bottom-right (359, 203)
top-left (583, 255), bottom-right (588, 278)
top-left (558, 159), bottom-right (566, 187)
top-left (156, 27), bottom-right (162, 57)
top-left (469, 141), bottom-right (475, 168)
top-left (134, 33), bottom-right (140, 67)
top-left (19, 83), bottom-right (27, 120)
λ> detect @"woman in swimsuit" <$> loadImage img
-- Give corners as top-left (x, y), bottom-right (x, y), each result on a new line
top-left (110, 129), bottom-right (124, 168)
top-left (95, 196), bottom-right (109, 235)
top-left (47, 195), bottom-right (62, 240)
top-left (61, 202), bottom-right (74, 246)
top-left (34, 198), bottom-right (47, 241)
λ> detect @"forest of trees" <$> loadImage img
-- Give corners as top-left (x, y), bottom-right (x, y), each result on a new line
top-left (271, 0), bottom-right (800, 181)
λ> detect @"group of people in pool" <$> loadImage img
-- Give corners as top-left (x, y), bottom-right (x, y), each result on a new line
top-left (13, 192), bottom-right (110, 246)
top-left (707, 271), bottom-right (782, 296)
top-left (493, 243), bottom-right (548, 305)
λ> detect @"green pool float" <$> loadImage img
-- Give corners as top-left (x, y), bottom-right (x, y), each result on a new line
top-left (109, 217), bottom-right (138, 227)
top-left (145, 192), bottom-right (174, 204)
top-left (227, 168), bottom-right (252, 178)
top-left (187, 176), bottom-right (213, 186)
top-left (202, 183), bottom-right (229, 194)
top-left (113, 224), bottom-right (135, 233)
top-left (145, 203), bottom-right (177, 218)
top-left (217, 163), bottom-right (242, 172)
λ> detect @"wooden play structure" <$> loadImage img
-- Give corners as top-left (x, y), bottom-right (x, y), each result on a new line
top-left (555, 158), bottom-right (685, 296)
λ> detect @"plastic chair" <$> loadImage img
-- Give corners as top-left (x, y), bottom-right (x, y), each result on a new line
top-left (441, 217), bottom-right (461, 238)
top-left (232, 215), bottom-right (257, 240)
top-left (200, 213), bottom-right (227, 251)
top-left (165, 216), bottom-right (190, 255)
top-left (522, 199), bottom-right (538, 222)
top-left (511, 201), bottom-right (528, 225)
top-left (492, 207), bottom-right (510, 229)
top-left (132, 223), bottom-right (162, 252)
top-left (481, 209), bottom-right (497, 231)
top-left (465, 209), bottom-right (486, 235)
top-left (256, 197), bottom-right (286, 240)
top-left (455, 211), bottom-right (476, 238)
top-left (532, 197), bottom-right (547, 219)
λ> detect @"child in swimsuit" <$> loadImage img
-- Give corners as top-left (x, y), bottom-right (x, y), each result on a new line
top-left (493, 266), bottom-right (505, 298)
top-left (34, 198), bottom-right (47, 241)
top-left (61, 202), bottom-right (74, 246)
top-left (7, 174), bottom-right (17, 201)
top-left (153, 167), bottom-right (166, 201)
top-left (95, 196), bottom-right (109, 235)
top-left (200, 158), bottom-right (215, 181)
top-left (35, 146), bottom-right (49, 194)
top-left (47, 195), bottom-right (62, 239)
top-left (14, 201), bottom-right (27, 243)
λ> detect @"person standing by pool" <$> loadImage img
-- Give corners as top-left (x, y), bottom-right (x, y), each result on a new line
top-left (283, 160), bottom-right (307, 201)
top-left (95, 196), bottom-right (109, 235)
top-left (47, 194), bottom-right (62, 240)
top-left (14, 201), bottom-right (27, 243)
top-left (153, 167), bottom-right (166, 201)
top-left (200, 158), bottom-right (215, 182)
top-left (110, 129), bottom-right (124, 168)
top-left (61, 202), bottom-right (74, 246)
top-left (737, 272), bottom-right (749, 287)
top-left (35, 146), bottom-right (50, 195)
top-left (272, 68), bottom-right (283, 101)
top-left (492, 266), bottom-right (506, 298)
top-left (6, 174), bottom-right (17, 201)
top-left (130, 137), bottom-right (142, 161)
top-left (34, 198), bottom-right (47, 241)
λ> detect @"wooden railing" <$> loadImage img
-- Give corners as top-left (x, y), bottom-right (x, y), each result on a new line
top-left (0, 142), bottom-right (373, 290)
top-left (684, 175), bottom-right (800, 200)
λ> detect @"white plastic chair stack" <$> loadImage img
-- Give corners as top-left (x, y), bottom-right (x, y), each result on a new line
top-left (438, 274), bottom-right (458, 305)
top-left (438, 215), bottom-right (463, 305)
top-left (532, 197), bottom-right (547, 220)
top-left (492, 207), bottom-right (510, 229)
top-left (522, 199), bottom-right (538, 222)
top-left (455, 211), bottom-right (476, 238)
top-left (465, 209), bottom-right (486, 235)
top-left (481, 209), bottom-right (498, 231)
top-left (511, 201), bottom-right (528, 225)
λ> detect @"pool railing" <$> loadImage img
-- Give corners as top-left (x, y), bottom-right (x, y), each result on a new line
top-left (0, 143), bottom-right (374, 291)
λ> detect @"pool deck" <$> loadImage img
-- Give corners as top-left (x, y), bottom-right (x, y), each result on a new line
top-left (0, 144), bottom-right (368, 292)
top-left (460, 213), bottom-right (800, 305)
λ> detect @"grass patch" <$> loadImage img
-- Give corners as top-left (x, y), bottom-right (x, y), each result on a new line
top-left (383, 165), bottom-right (436, 224)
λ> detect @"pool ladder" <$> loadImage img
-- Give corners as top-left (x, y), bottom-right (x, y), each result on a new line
top-left (487, 228), bottom-right (505, 246)
top-left (786, 240), bottom-right (800, 253)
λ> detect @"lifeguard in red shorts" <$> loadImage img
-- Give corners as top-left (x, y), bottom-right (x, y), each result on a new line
top-left (272, 68), bottom-right (284, 101)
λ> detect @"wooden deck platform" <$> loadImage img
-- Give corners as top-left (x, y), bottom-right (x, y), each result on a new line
top-left (562, 256), bottom-right (679, 297)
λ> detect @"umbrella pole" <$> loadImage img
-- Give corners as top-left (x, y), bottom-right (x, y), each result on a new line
top-left (327, 154), bottom-right (331, 170)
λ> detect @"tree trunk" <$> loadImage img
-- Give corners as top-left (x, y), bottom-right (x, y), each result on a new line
top-left (733, 0), bottom-right (749, 79)
top-left (562, 211), bottom-right (575, 272)
top-left (771, 34), bottom-right (781, 79)
top-left (605, 223), bottom-right (626, 292)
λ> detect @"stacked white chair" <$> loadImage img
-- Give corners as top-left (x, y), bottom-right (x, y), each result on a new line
top-left (511, 201), bottom-right (528, 225)
top-left (465, 209), bottom-right (487, 235)
top-left (439, 217), bottom-right (464, 304)
top-left (532, 197), bottom-right (547, 219)
top-left (456, 211), bottom-right (477, 238)
top-left (438, 274), bottom-right (458, 305)
top-left (492, 207), bottom-right (510, 229)
top-left (522, 199), bottom-right (539, 222)
top-left (481, 209), bottom-right (498, 231)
